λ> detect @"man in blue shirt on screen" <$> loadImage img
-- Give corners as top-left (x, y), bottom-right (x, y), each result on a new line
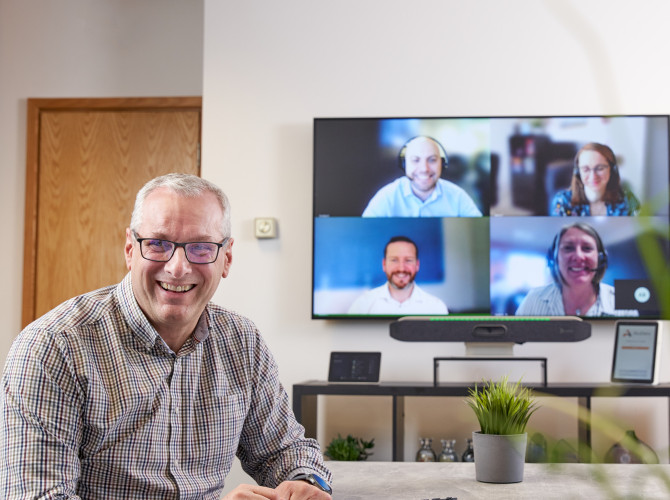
top-left (348, 236), bottom-right (448, 315)
top-left (362, 136), bottom-right (482, 217)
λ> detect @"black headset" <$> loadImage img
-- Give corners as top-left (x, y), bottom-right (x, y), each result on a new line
top-left (546, 223), bottom-right (608, 285)
top-left (398, 136), bottom-right (449, 173)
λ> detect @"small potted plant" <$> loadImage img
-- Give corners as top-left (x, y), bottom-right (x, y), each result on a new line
top-left (324, 433), bottom-right (374, 461)
top-left (465, 376), bottom-right (538, 483)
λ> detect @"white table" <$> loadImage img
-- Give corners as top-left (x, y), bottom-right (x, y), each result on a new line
top-left (326, 461), bottom-right (670, 499)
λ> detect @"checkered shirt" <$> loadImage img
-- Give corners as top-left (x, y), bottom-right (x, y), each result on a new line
top-left (0, 273), bottom-right (330, 499)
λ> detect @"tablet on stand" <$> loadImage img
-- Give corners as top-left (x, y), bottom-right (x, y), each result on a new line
top-left (611, 321), bottom-right (661, 385)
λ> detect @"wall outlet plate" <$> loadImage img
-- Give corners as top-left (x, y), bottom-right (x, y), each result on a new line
top-left (255, 217), bottom-right (278, 238)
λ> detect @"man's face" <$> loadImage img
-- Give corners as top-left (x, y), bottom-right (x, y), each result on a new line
top-left (557, 227), bottom-right (599, 287)
top-left (382, 241), bottom-right (420, 290)
top-left (404, 137), bottom-right (443, 196)
top-left (124, 188), bottom-right (233, 337)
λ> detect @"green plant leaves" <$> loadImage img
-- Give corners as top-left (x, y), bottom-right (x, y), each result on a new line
top-left (324, 433), bottom-right (375, 461)
top-left (465, 376), bottom-right (538, 435)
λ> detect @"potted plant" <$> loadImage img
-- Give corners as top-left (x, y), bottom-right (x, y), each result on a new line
top-left (465, 376), bottom-right (538, 483)
top-left (324, 433), bottom-right (374, 461)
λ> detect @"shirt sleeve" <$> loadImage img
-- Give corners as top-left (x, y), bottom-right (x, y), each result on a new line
top-left (347, 292), bottom-right (372, 314)
top-left (514, 294), bottom-right (531, 315)
top-left (362, 187), bottom-right (391, 217)
top-left (0, 330), bottom-right (83, 499)
top-left (550, 190), bottom-right (571, 216)
top-left (514, 287), bottom-right (548, 316)
top-left (457, 191), bottom-right (483, 217)
top-left (235, 327), bottom-right (332, 488)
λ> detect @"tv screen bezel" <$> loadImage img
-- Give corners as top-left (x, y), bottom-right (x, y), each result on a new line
top-left (312, 114), bottom-right (670, 322)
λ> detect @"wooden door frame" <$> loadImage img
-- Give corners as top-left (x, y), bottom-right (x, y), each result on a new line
top-left (22, 96), bottom-right (202, 327)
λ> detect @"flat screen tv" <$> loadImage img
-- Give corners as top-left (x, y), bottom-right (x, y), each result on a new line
top-left (312, 115), bottom-right (670, 321)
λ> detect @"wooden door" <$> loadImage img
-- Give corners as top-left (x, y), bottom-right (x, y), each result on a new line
top-left (22, 97), bottom-right (202, 327)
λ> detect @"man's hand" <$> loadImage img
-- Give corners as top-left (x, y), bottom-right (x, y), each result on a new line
top-left (222, 481), bottom-right (332, 500)
top-left (222, 483), bottom-right (284, 499)
top-left (275, 479), bottom-right (332, 499)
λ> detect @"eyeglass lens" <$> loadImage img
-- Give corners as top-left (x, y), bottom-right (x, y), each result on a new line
top-left (579, 165), bottom-right (608, 176)
top-left (140, 239), bottom-right (220, 264)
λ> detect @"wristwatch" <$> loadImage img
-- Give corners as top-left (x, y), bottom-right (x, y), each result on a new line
top-left (291, 473), bottom-right (332, 494)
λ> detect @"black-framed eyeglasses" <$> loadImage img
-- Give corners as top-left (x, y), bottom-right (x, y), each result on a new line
top-left (578, 164), bottom-right (609, 177)
top-left (133, 231), bottom-right (229, 264)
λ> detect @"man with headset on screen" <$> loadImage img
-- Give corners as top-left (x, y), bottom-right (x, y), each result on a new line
top-left (348, 235), bottom-right (449, 315)
top-left (362, 135), bottom-right (482, 217)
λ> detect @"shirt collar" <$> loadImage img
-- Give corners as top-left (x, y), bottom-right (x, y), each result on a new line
top-left (547, 281), bottom-right (603, 316)
top-left (400, 176), bottom-right (442, 203)
top-left (193, 310), bottom-right (210, 343)
top-left (382, 281), bottom-right (416, 304)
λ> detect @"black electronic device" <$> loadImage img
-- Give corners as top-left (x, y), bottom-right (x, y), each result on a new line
top-left (398, 135), bottom-right (449, 172)
top-left (389, 316), bottom-right (591, 343)
top-left (611, 321), bottom-right (661, 384)
top-left (328, 352), bottom-right (381, 382)
top-left (312, 115), bottom-right (670, 326)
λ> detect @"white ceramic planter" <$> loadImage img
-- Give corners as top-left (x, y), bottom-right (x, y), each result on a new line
top-left (472, 431), bottom-right (527, 483)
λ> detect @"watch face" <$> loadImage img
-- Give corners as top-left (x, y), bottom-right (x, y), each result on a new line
top-left (310, 473), bottom-right (332, 493)
top-left (293, 473), bottom-right (332, 494)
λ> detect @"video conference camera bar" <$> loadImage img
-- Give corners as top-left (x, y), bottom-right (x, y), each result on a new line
top-left (390, 316), bottom-right (591, 344)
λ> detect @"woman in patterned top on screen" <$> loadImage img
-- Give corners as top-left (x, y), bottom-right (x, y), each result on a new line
top-left (550, 142), bottom-right (640, 216)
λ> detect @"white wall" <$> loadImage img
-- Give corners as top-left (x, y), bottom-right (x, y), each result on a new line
top-left (201, 0), bottom-right (670, 485)
top-left (2, 0), bottom-right (670, 495)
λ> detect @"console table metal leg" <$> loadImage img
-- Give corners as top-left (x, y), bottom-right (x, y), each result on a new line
top-left (393, 395), bottom-right (405, 461)
top-left (577, 396), bottom-right (592, 463)
top-left (299, 394), bottom-right (318, 440)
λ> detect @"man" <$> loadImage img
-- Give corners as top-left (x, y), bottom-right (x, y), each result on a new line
top-left (348, 236), bottom-right (448, 315)
top-left (362, 135), bottom-right (482, 217)
top-left (0, 174), bottom-right (332, 499)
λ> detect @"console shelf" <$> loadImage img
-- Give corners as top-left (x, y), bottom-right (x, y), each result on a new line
top-left (293, 381), bottom-right (670, 462)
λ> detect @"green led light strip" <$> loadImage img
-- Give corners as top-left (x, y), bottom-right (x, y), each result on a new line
top-left (427, 317), bottom-right (551, 322)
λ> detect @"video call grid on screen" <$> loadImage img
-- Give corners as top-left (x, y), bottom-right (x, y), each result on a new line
top-left (312, 115), bottom-right (670, 320)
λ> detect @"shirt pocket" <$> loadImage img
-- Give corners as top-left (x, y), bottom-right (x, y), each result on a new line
top-left (190, 391), bottom-right (248, 472)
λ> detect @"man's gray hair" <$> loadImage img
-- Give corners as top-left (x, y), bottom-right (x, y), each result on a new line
top-left (130, 173), bottom-right (231, 238)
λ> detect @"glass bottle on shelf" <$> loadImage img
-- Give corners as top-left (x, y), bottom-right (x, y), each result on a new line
top-left (437, 439), bottom-right (459, 462)
top-left (416, 438), bottom-right (437, 462)
top-left (604, 430), bottom-right (659, 464)
top-left (461, 438), bottom-right (474, 462)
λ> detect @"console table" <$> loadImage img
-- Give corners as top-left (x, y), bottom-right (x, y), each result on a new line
top-left (292, 381), bottom-right (670, 462)
top-left (326, 461), bottom-right (670, 499)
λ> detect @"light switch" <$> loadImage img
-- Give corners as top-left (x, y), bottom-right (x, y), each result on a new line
top-left (254, 217), bottom-right (278, 239)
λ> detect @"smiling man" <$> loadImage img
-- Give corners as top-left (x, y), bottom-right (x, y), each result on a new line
top-left (348, 236), bottom-right (448, 315)
top-left (362, 136), bottom-right (482, 217)
top-left (0, 174), bottom-right (332, 499)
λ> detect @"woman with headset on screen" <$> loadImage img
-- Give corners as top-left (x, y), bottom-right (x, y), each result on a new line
top-left (515, 222), bottom-right (638, 317)
top-left (550, 142), bottom-right (640, 216)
